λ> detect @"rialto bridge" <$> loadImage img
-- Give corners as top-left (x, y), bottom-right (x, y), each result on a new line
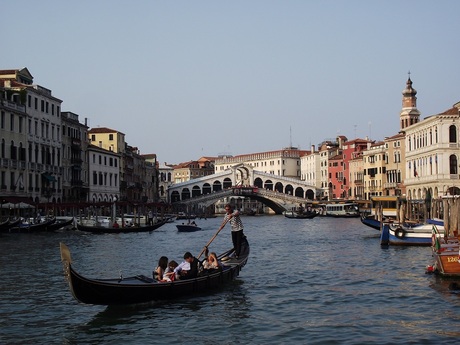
top-left (167, 163), bottom-right (316, 214)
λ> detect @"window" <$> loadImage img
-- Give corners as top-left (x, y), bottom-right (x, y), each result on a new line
top-left (91, 134), bottom-right (96, 141)
top-left (449, 125), bottom-right (457, 143)
top-left (10, 114), bottom-right (14, 131)
top-left (449, 155), bottom-right (458, 174)
top-left (109, 134), bottom-right (114, 140)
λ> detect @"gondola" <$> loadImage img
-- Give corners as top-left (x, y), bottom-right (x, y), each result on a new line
top-left (9, 217), bottom-right (56, 232)
top-left (0, 218), bottom-right (21, 233)
top-left (284, 211), bottom-right (318, 219)
top-left (176, 223), bottom-right (201, 232)
top-left (0, 219), bottom-right (10, 231)
top-left (76, 219), bottom-right (168, 233)
top-left (59, 237), bottom-right (249, 305)
top-left (46, 217), bottom-right (75, 231)
top-left (360, 215), bottom-right (381, 230)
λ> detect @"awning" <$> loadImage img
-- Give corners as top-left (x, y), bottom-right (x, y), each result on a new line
top-left (41, 173), bottom-right (57, 182)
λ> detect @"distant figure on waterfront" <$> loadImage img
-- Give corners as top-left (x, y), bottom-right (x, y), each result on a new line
top-left (113, 221), bottom-right (119, 228)
top-left (148, 210), bottom-right (153, 225)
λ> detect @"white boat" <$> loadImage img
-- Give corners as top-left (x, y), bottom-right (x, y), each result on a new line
top-left (319, 203), bottom-right (360, 218)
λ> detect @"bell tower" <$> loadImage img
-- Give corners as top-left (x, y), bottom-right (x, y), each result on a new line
top-left (400, 72), bottom-right (421, 131)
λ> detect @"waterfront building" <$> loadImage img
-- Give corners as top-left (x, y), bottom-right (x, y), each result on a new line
top-left (383, 133), bottom-right (405, 197)
top-left (87, 144), bottom-right (120, 202)
top-left (317, 139), bottom-right (341, 200)
top-left (158, 162), bottom-right (174, 202)
top-left (88, 127), bottom-right (125, 154)
top-left (300, 145), bottom-right (320, 196)
top-left (404, 102), bottom-right (460, 199)
top-left (362, 141), bottom-right (386, 199)
top-left (173, 157), bottom-right (215, 184)
top-left (141, 153), bottom-right (159, 203)
top-left (215, 148), bottom-right (309, 185)
top-left (61, 112), bottom-right (89, 202)
top-left (122, 144), bottom-right (146, 203)
top-left (0, 68), bottom-right (63, 204)
top-left (341, 138), bottom-right (372, 199)
top-left (349, 149), bottom-right (365, 199)
top-left (0, 85), bottom-right (28, 201)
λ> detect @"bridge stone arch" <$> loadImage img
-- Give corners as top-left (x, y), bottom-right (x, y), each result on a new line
top-left (192, 185), bottom-right (201, 197)
top-left (213, 180), bottom-right (222, 192)
top-left (203, 183), bottom-right (211, 194)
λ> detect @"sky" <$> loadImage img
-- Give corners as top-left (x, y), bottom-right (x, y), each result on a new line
top-left (2, 1), bottom-right (460, 164)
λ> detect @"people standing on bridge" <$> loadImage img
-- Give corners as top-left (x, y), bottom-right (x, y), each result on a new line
top-left (218, 203), bottom-right (245, 259)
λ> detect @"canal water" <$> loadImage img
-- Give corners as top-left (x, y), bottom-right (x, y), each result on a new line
top-left (1, 216), bottom-right (460, 344)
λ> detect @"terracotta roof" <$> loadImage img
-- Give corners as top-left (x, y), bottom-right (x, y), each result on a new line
top-left (439, 107), bottom-right (459, 115)
top-left (88, 127), bottom-right (124, 135)
top-left (0, 79), bottom-right (27, 87)
top-left (0, 69), bottom-right (18, 75)
top-left (385, 132), bottom-right (405, 140)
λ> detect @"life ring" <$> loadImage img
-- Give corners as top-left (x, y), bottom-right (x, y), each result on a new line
top-left (394, 227), bottom-right (406, 239)
top-left (389, 223), bottom-right (399, 231)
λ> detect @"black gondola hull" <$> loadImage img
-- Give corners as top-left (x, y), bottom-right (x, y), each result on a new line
top-left (60, 239), bottom-right (249, 305)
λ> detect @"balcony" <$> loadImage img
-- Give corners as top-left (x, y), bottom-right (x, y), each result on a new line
top-left (384, 182), bottom-right (398, 189)
top-left (1, 159), bottom-right (9, 168)
top-left (71, 157), bottom-right (83, 165)
top-left (71, 179), bottom-right (83, 186)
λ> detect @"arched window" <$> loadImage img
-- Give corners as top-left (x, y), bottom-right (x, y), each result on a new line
top-left (449, 154), bottom-right (458, 174)
top-left (449, 125), bottom-right (457, 143)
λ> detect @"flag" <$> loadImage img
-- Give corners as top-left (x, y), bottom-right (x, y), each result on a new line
top-left (432, 225), bottom-right (441, 252)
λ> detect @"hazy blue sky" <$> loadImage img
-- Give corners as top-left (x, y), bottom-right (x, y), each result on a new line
top-left (3, 1), bottom-right (459, 163)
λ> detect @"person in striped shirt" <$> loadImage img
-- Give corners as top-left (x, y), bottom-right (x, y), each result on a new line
top-left (220, 203), bottom-right (245, 259)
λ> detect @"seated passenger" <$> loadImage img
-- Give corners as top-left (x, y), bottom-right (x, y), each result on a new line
top-left (174, 252), bottom-right (201, 280)
top-left (153, 256), bottom-right (168, 281)
top-left (163, 260), bottom-right (179, 281)
top-left (202, 252), bottom-right (220, 271)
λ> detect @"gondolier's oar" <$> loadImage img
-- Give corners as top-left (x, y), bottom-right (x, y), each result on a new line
top-left (198, 217), bottom-right (230, 259)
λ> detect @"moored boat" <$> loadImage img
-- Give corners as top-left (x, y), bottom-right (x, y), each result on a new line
top-left (59, 237), bottom-right (249, 305)
top-left (284, 211), bottom-right (318, 219)
top-left (380, 221), bottom-right (444, 246)
top-left (318, 203), bottom-right (360, 218)
top-left (47, 217), bottom-right (75, 231)
top-left (360, 215), bottom-right (382, 230)
top-left (427, 225), bottom-right (460, 277)
top-left (9, 217), bottom-right (57, 232)
top-left (76, 219), bottom-right (168, 233)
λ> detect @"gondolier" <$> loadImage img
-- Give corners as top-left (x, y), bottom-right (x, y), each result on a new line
top-left (219, 204), bottom-right (245, 259)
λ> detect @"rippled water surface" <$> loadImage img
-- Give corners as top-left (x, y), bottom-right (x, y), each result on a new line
top-left (1, 216), bottom-right (460, 344)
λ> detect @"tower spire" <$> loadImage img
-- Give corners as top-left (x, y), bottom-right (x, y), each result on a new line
top-left (399, 73), bottom-right (420, 130)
